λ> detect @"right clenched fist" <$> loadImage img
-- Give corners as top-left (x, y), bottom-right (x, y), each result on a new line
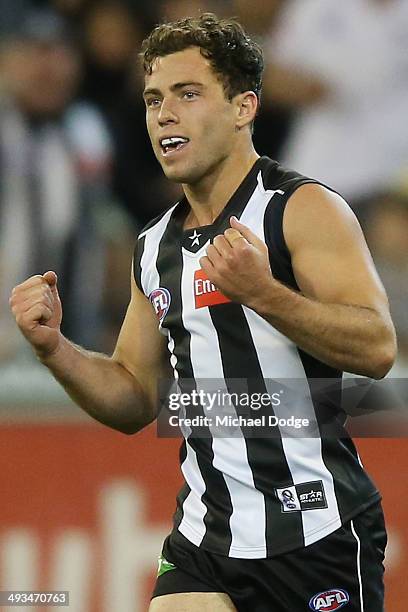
top-left (9, 271), bottom-right (63, 360)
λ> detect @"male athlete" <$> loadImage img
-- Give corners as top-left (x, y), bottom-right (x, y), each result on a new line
top-left (10, 13), bottom-right (396, 612)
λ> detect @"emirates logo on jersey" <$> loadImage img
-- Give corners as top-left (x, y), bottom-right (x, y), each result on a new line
top-left (194, 269), bottom-right (231, 309)
top-left (149, 288), bottom-right (171, 321)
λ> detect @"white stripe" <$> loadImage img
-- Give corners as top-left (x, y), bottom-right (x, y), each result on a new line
top-left (178, 441), bottom-right (208, 546)
top-left (139, 205), bottom-right (177, 298)
top-left (177, 240), bottom-right (267, 557)
top-left (239, 171), bottom-right (283, 230)
top-left (138, 209), bottom-right (179, 379)
top-left (138, 211), bottom-right (207, 544)
top-left (241, 171), bottom-right (342, 546)
top-left (167, 331), bottom-right (179, 380)
top-left (351, 519), bottom-right (364, 612)
top-left (356, 450), bottom-right (365, 469)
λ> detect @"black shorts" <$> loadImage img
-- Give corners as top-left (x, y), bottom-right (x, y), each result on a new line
top-left (152, 502), bottom-right (387, 611)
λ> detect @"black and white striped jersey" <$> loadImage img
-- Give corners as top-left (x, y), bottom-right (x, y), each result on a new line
top-left (134, 156), bottom-right (380, 559)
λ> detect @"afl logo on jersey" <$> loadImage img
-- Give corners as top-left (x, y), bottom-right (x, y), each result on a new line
top-left (149, 288), bottom-right (171, 321)
top-left (309, 588), bottom-right (349, 611)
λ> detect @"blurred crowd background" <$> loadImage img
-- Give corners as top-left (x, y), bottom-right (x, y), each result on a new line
top-left (1, 0), bottom-right (408, 373)
top-left (1, 3), bottom-right (407, 609)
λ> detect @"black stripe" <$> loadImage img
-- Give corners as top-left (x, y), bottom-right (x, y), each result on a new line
top-left (139, 205), bottom-right (175, 235)
top-left (264, 179), bottom-right (379, 522)
top-left (264, 175), bottom-right (379, 525)
top-left (264, 193), bottom-right (299, 287)
top-left (173, 441), bottom-right (191, 529)
top-left (271, 184), bottom-right (379, 523)
top-left (264, 184), bottom-right (350, 521)
top-left (209, 302), bottom-right (304, 555)
top-left (354, 502), bottom-right (386, 610)
top-left (133, 235), bottom-right (146, 292)
top-left (264, 180), bottom-right (320, 287)
top-left (154, 219), bottom-right (234, 555)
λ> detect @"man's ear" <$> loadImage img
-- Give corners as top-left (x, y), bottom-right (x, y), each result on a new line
top-left (235, 91), bottom-right (258, 130)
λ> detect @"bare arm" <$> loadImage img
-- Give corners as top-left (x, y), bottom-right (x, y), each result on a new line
top-left (270, 184), bottom-right (397, 377)
top-left (10, 268), bottom-right (168, 433)
top-left (199, 186), bottom-right (397, 379)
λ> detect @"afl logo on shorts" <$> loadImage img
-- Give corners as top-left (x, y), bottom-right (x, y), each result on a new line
top-left (309, 588), bottom-right (349, 611)
top-left (149, 288), bottom-right (171, 322)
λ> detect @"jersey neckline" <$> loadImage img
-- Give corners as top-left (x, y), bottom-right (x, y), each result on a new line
top-left (168, 156), bottom-right (271, 254)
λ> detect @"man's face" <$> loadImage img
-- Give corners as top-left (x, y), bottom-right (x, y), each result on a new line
top-left (143, 47), bottom-right (238, 185)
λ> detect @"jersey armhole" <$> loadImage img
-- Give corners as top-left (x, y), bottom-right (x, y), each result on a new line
top-left (264, 179), bottom-right (320, 290)
top-left (133, 235), bottom-right (145, 293)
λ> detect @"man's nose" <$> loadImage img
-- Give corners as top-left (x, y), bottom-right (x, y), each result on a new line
top-left (158, 98), bottom-right (178, 125)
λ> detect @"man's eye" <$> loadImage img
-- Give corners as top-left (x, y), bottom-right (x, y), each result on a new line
top-left (147, 98), bottom-right (161, 108)
top-left (183, 91), bottom-right (198, 100)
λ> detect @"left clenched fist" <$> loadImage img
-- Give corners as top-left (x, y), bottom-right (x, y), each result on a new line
top-left (199, 216), bottom-right (275, 308)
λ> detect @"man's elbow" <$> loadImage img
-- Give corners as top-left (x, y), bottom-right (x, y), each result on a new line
top-left (117, 411), bottom-right (157, 435)
top-left (367, 329), bottom-right (397, 380)
top-left (118, 424), bottom-right (143, 435)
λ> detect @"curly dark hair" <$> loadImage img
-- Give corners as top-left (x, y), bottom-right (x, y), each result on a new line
top-left (141, 13), bottom-right (264, 101)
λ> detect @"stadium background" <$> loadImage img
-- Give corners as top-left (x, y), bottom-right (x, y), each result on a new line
top-left (0, 1), bottom-right (407, 610)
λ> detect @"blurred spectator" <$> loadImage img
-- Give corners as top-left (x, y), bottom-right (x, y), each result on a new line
top-left (264, 0), bottom-right (408, 213)
top-left (233, 0), bottom-right (282, 38)
top-left (365, 191), bottom-right (408, 371)
top-left (0, 8), bottom-right (119, 361)
top-left (0, 0), bottom-right (32, 38)
top-left (232, 0), bottom-right (290, 161)
top-left (74, 1), bottom-right (181, 226)
top-left (108, 70), bottom-right (183, 227)
top-left (159, 0), bottom-right (229, 21)
top-left (79, 2), bottom-right (145, 113)
top-left (52, 0), bottom-right (91, 17)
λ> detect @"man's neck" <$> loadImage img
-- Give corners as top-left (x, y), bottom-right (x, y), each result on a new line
top-left (182, 146), bottom-right (260, 229)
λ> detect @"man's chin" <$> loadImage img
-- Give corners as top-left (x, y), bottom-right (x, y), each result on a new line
top-left (159, 158), bottom-right (204, 185)
top-left (161, 165), bottom-right (192, 185)
top-left (162, 171), bottom-right (184, 183)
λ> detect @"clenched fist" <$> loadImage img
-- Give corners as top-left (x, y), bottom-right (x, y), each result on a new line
top-left (199, 216), bottom-right (275, 308)
top-left (9, 271), bottom-right (63, 359)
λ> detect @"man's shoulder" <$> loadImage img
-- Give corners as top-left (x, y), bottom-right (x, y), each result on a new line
top-left (260, 158), bottom-right (347, 211)
top-left (260, 157), bottom-right (318, 195)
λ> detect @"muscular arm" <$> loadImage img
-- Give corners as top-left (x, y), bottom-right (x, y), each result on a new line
top-left (200, 186), bottom-right (397, 379)
top-left (256, 185), bottom-right (396, 377)
top-left (11, 268), bottom-right (168, 433)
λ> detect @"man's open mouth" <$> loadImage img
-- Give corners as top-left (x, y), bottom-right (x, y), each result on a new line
top-left (160, 136), bottom-right (190, 156)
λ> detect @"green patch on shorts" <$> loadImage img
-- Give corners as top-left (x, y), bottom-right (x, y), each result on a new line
top-left (157, 554), bottom-right (177, 577)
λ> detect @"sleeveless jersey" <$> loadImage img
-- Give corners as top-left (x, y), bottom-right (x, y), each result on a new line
top-left (133, 156), bottom-right (380, 559)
